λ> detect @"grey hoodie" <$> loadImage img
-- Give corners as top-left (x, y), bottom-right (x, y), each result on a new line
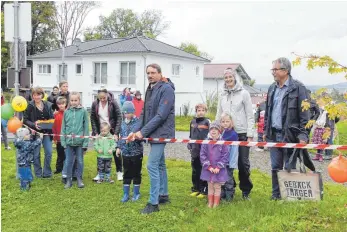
top-left (216, 82), bottom-right (254, 137)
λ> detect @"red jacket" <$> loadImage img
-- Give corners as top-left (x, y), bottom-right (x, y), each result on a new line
top-left (52, 110), bottom-right (64, 142)
top-left (257, 110), bottom-right (265, 133)
top-left (132, 98), bottom-right (144, 118)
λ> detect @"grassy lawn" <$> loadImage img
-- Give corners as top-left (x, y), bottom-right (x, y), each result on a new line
top-left (2, 146), bottom-right (347, 231)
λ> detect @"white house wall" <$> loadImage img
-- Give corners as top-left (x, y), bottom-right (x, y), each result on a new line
top-left (32, 53), bottom-right (206, 113)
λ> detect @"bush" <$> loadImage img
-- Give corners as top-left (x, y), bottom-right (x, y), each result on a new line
top-left (205, 91), bottom-right (218, 119)
top-left (182, 101), bottom-right (192, 117)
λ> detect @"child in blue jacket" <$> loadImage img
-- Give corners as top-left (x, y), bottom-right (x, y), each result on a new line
top-left (220, 113), bottom-right (239, 201)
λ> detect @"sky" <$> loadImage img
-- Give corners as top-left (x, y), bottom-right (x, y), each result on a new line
top-left (85, 0), bottom-right (347, 85)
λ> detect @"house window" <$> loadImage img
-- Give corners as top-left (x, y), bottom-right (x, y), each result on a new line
top-left (92, 94), bottom-right (98, 102)
top-left (76, 64), bottom-right (82, 74)
top-left (58, 64), bottom-right (68, 82)
top-left (120, 62), bottom-right (136, 85)
top-left (195, 66), bottom-right (200, 76)
top-left (94, 62), bottom-right (107, 84)
top-left (38, 64), bottom-right (51, 74)
top-left (172, 64), bottom-right (180, 76)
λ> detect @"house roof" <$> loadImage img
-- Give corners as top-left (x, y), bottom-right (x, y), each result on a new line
top-left (243, 84), bottom-right (265, 95)
top-left (204, 63), bottom-right (251, 80)
top-left (28, 36), bottom-right (210, 62)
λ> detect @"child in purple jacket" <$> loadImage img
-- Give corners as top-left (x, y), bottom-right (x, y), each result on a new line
top-left (200, 121), bottom-right (229, 208)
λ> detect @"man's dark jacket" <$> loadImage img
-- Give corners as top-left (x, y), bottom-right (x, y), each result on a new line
top-left (264, 76), bottom-right (309, 143)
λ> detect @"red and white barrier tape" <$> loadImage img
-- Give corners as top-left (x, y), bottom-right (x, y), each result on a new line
top-left (21, 126), bottom-right (347, 150)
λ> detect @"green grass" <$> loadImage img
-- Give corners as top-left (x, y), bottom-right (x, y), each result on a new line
top-left (2, 146), bottom-right (347, 231)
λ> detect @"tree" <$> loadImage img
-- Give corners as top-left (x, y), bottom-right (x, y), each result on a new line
top-left (249, 79), bottom-right (256, 87)
top-left (53, 1), bottom-right (99, 45)
top-left (179, 42), bottom-right (213, 60)
top-left (84, 9), bottom-right (170, 41)
top-left (1, 12), bottom-right (10, 73)
top-left (293, 53), bottom-right (347, 140)
top-left (28, 2), bottom-right (59, 56)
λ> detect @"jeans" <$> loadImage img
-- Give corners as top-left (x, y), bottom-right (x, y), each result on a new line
top-left (65, 146), bottom-right (84, 179)
top-left (269, 132), bottom-right (296, 198)
top-left (1, 123), bottom-right (9, 147)
top-left (147, 143), bottom-right (168, 205)
top-left (33, 135), bottom-right (53, 177)
top-left (238, 133), bottom-right (253, 194)
top-left (257, 132), bottom-right (264, 149)
top-left (18, 166), bottom-right (33, 190)
top-left (97, 158), bottom-right (112, 180)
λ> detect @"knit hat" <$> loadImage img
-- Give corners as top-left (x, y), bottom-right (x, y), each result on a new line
top-left (122, 101), bottom-right (135, 114)
top-left (135, 90), bottom-right (142, 96)
top-left (209, 121), bottom-right (221, 132)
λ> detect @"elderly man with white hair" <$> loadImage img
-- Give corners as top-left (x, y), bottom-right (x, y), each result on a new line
top-left (216, 67), bottom-right (254, 201)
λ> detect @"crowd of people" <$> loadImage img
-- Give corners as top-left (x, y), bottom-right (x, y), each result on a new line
top-left (1, 57), bottom-right (337, 214)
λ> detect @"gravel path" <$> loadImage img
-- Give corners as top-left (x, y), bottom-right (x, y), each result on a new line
top-left (143, 131), bottom-right (345, 185)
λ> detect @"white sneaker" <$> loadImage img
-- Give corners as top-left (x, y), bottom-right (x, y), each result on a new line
top-left (93, 174), bottom-right (100, 181)
top-left (5, 146), bottom-right (11, 150)
top-left (117, 172), bottom-right (123, 181)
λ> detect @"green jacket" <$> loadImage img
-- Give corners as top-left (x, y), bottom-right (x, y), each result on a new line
top-left (94, 133), bottom-right (116, 159)
top-left (61, 106), bottom-right (90, 148)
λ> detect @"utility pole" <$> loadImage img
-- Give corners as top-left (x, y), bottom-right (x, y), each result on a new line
top-left (13, 1), bottom-right (19, 96)
top-left (60, 40), bottom-right (65, 82)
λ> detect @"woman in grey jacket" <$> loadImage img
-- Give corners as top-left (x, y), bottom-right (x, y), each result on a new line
top-left (216, 68), bottom-right (254, 200)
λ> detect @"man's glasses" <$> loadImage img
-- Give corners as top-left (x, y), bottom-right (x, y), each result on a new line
top-left (271, 68), bottom-right (286, 72)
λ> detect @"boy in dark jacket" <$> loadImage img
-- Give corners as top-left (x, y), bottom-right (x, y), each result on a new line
top-left (187, 103), bottom-right (210, 198)
top-left (14, 128), bottom-right (42, 190)
top-left (118, 101), bottom-right (144, 202)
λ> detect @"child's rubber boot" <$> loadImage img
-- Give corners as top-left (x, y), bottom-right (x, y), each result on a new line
top-left (121, 185), bottom-right (130, 202)
top-left (208, 195), bottom-right (214, 208)
top-left (190, 191), bottom-right (199, 197)
top-left (213, 195), bottom-right (221, 208)
top-left (77, 177), bottom-right (85, 188)
top-left (132, 185), bottom-right (141, 201)
top-left (64, 178), bottom-right (72, 189)
top-left (197, 193), bottom-right (206, 199)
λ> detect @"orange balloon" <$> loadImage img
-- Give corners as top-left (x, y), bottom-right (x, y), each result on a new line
top-left (7, 116), bottom-right (23, 133)
top-left (328, 154), bottom-right (347, 183)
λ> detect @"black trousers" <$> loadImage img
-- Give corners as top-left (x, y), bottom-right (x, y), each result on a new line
top-left (113, 153), bottom-right (122, 172)
top-left (56, 142), bottom-right (65, 172)
top-left (191, 156), bottom-right (207, 194)
top-left (123, 155), bottom-right (143, 185)
top-left (221, 167), bottom-right (236, 199)
top-left (238, 133), bottom-right (253, 194)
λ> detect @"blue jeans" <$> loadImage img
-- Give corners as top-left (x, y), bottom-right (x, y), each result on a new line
top-left (65, 146), bottom-right (84, 179)
top-left (147, 143), bottom-right (168, 205)
top-left (33, 135), bottom-right (53, 177)
top-left (18, 166), bottom-right (33, 190)
top-left (269, 132), bottom-right (297, 198)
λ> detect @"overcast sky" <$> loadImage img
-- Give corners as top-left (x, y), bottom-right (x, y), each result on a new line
top-left (85, 0), bottom-right (347, 85)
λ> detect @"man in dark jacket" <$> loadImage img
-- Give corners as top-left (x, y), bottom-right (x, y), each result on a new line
top-left (47, 86), bottom-right (59, 106)
top-left (53, 81), bottom-right (70, 111)
top-left (263, 57), bottom-right (309, 200)
top-left (306, 89), bottom-right (320, 137)
top-left (129, 63), bottom-right (175, 214)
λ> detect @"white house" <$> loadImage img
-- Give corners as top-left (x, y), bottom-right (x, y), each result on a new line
top-left (28, 36), bottom-right (210, 114)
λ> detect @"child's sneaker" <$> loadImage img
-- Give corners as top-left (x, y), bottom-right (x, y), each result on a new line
top-left (96, 179), bottom-right (103, 184)
top-left (93, 174), bottom-right (100, 181)
top-left (117, 172), bottom-right (123, 181)
top-left (190, 192), bottom-right (199, 197)
top-left (105, 179), bottom-right (115, 184)
top-left (5, 146), bottom-right (11, 150)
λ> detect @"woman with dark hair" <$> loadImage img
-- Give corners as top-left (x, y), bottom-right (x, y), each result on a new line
top-left (23, 87), bottom-right (54, 178)
top-left (90, 89), bottom-right (123, 181)
top-left (119, 87), bottom-right (133, 106)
